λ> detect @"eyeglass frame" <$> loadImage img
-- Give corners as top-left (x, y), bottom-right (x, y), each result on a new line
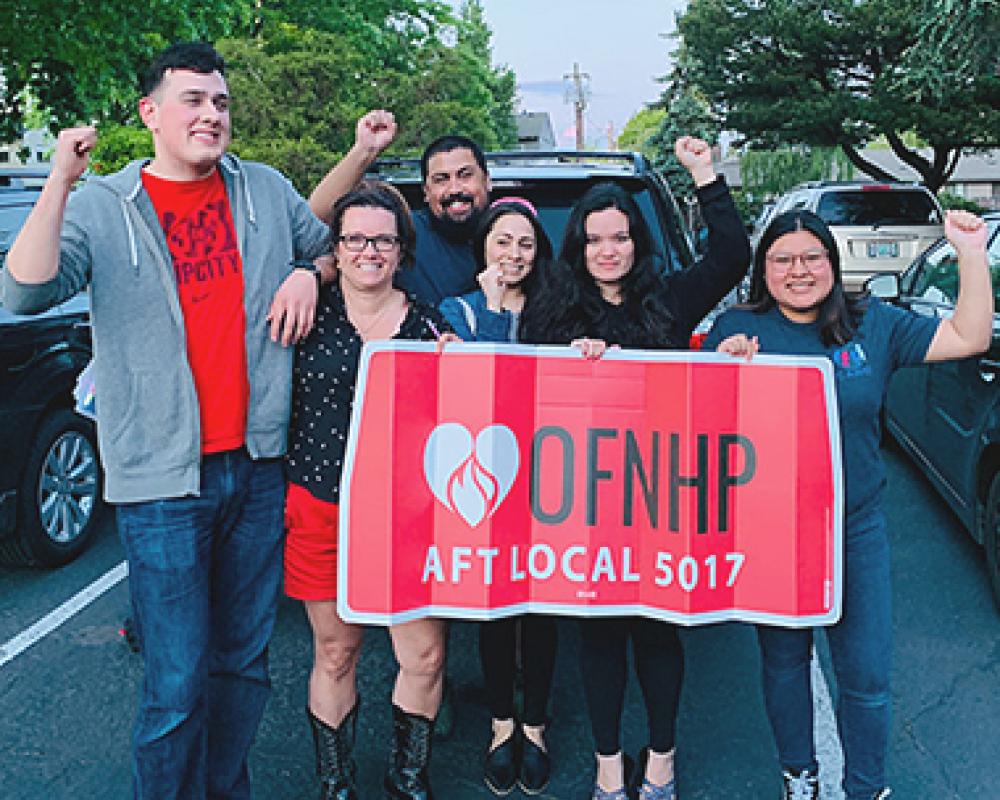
top-left (337, 233), bottom-right (402, 253)
top-left (765, 249), bottom-right (830, 274)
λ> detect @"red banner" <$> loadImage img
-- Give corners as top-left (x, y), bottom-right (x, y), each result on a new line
top-left (338, 344), bottom-right (842, 627)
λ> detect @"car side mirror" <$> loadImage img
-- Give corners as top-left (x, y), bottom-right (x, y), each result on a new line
top-left (865, 272), bottom-right (900, 300)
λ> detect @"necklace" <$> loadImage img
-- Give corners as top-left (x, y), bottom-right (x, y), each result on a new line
top-left (344, 293), bottom-right (401, 339)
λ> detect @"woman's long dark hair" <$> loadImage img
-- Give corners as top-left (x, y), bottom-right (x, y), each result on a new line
top-left (472, 201), bottom-right (553, 301)
top-left (519, 182), bottom-right (674, 346)
top-left (748, 210), bottom-right (866, 346)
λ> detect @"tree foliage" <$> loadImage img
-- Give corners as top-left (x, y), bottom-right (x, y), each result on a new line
top-left (647, 90), bottom-right (718, 202)
top-left (0, 0), bottom-right (250, 140)
top-left (6, 0), bottom-right (517, 193)
top-left (901, 0), bottom-right (1000, 102)
top-left (673, 0), bottom-right (1000, 193)
top-left (617, 108), bottom-right (666, 160)
top-left (221, 0), bottom-right (516, 190)
top-left (740, 147), bottom-right (854, 201)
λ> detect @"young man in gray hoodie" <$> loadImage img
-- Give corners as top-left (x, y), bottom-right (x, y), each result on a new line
top-left (1, 43), bottom-right (330, 798)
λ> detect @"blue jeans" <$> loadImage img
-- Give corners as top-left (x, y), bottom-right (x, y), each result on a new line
top-left (117, 449), bottom-right (285, 800)
top-left (757, 513), bottom-right (891, 800)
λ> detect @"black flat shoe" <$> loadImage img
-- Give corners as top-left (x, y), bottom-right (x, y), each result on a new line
top-left (484, 730), bottom-right (518, 796)
top-left (518, 734), bottom-right (550, 795)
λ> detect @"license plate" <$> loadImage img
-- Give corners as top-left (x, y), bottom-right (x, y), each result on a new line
top-left (867, 241), bottom-right (899, 258)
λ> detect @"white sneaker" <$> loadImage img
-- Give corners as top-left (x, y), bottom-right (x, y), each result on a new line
top-left (781, 769), bottom-right (819, 800)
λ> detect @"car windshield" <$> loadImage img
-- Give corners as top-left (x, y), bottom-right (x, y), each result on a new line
top-left (816, 190), bottom-right (942, 226)
top-left (909, 219), bottom-right (1000, 312)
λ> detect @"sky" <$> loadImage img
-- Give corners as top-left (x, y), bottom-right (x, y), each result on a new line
top-left (469, 0), bottom-right (688, 148)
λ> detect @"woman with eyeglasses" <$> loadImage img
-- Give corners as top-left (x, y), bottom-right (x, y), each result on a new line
top-left (705, 209), bottom-right (992, 800)
top-left (519, 137), bottom-right (752, 800)
top-left (285, 180), bottom-right (456, 800)
top-left (439, 197), bottom-right (558, 795)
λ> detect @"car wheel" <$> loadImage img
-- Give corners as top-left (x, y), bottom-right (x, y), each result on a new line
top-left (0, 408), bottom-right (102, 567)
top-left (984, 472), bottom-right (1000, 610)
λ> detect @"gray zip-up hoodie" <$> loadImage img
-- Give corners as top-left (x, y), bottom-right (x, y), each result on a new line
top-left (0, 155), bottom-right (329, 503)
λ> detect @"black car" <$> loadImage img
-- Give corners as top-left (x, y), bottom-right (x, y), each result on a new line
top-left (872, 212), bottom-right (1000, 606)
top-left (0, 177), bottom-right (102, 566)
top-left (366, 150), bottom-right (696, 275)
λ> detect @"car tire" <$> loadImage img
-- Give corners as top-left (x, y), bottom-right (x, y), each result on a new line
top-left (0, 408), bottom-right (102, 567)
top-left (984, 472), bottom-right (1000, 611)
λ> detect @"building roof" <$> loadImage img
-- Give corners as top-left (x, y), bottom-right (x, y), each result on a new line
top-left (853, 148), bottom-right (1000, 183)
top-left (516, 112), bottom-right (556, 148)
top-left (716, 147), bottom-right (1000, 189)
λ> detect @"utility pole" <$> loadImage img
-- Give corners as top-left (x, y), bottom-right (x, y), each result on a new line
top-left (563, 62), bottom-right (590, 151)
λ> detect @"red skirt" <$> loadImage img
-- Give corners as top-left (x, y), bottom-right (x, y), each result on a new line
top-left (284, 482), bottom-right (339, 601)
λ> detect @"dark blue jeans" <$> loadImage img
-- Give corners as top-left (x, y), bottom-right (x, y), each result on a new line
top-left (117, 449), bottom-right (285, 800)
top-left (757, 513), bottom-right (891, 800)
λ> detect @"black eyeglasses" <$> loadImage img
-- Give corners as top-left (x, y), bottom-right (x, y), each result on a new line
top-left (338, 234), bottom-right (401, 253)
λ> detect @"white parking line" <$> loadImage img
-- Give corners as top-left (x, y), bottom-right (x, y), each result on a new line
top-left (813, 649), bottom-right (845, 799)
top-left (0, 560), bottom-right (129, 668)
top-left (4, 559), bottom-right (846, 797)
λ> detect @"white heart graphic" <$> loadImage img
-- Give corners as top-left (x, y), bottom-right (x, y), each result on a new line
top-left (423, 423), bottom-right (519, 527)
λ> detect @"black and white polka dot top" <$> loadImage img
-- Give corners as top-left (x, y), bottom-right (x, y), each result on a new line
top-left (286, 281), bottom-right (450, 503)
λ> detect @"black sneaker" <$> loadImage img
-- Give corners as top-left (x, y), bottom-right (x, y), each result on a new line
top-left (781, 769), bottom-right (819, 800)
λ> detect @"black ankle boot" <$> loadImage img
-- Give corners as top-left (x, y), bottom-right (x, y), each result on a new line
top-left (308, 703), bottom-right (359, 800)
top-left (384, 704), bottom-right (435, 800)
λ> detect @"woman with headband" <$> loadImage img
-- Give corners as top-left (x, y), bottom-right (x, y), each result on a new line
top-left (440, 197), bottom-right (558, 795)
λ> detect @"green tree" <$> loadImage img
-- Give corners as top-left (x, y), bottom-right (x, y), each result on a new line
top-left (617, 108), bottom-right (666, 160)
top-left (647, 90), bottom-right (717, 202)
top-left (455, 0), bottom-right (517, 149)
top-left (0, 0), bottom-right (251, 140)
top-left (89, 124), bottom-right (153, 175)
top-left (740, 146), bottom-right (854, 201)
top-left (901, 0), bottom-right (1000, 102)
top-left (673, 0), bottom-right (1000, 193)
top-left (219, 0), bottom-right (516, 189)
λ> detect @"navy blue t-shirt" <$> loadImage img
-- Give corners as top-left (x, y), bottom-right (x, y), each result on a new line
top-left (703, 301), bottom-right (938, 523)
top-left (396, 209), bottom-right (478, 306)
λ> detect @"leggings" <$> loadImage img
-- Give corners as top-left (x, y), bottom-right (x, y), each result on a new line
top-left (478, 615), bottom-right (557, 725)
top-left (580, 616), bottom-right (684, 755)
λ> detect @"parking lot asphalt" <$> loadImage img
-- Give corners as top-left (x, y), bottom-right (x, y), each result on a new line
top-left (2, 447), bottom-right (999, 799)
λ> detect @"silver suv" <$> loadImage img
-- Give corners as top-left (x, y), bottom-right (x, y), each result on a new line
top-left (761, 181), bottom-right (945, 291)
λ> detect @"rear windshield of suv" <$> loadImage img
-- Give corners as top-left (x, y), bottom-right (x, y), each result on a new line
top-left (816, 190), bottom-right (942, 226)
top-left (395, 176), bottom-right (692, 276)
top-left (517, 178), bottom-right (685, 273)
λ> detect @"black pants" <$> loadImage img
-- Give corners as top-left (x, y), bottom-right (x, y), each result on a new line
top-left (478, 615), bottom-right (557, 726)
top-left (579, 616), bottom-right (684, 755)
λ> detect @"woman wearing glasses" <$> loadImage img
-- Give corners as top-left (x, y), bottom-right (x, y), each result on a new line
top-left (705, 209), bottom-right (992, 800)
top-left (285, 181), bottom-right (455, 800)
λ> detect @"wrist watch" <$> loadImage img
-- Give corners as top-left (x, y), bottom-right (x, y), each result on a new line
top-left (290, 258), bottom-right (323, 286)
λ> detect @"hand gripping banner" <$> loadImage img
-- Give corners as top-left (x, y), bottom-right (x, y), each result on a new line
top-left (338, 343), bottom-right (842, 627)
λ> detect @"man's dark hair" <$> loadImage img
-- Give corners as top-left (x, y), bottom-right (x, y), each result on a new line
top-left (329, 180), bottom-right (417, 268)
top-left (420, 135), bottom-right (488, 182)
top-left (142, 42), bottom-right (226, 96)
top-left (746, 209), bottom-right (867, 346)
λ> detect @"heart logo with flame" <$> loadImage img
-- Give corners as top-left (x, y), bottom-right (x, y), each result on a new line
top-left (423, 423), bottom-right (519, 527)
